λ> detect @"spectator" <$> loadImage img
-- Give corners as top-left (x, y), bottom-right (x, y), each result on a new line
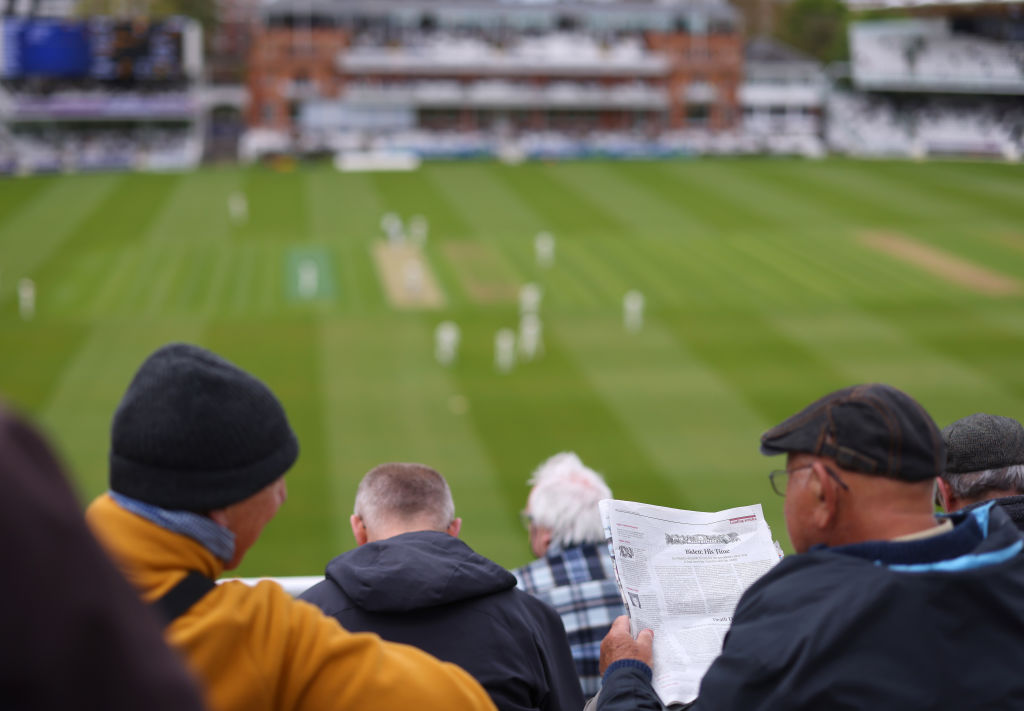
top-left (598, 383), bottom-right (1024, 711)
top-left (937, 412), bottom-right (1024, 530)
top-left (300, 462), bottom-right (584, 711)
top-left (86, 344), bottom-right (495, 711)
top-left (0, 402), bottom-right (206, 711)
top-left (512, 452), bottom-right (624, 698)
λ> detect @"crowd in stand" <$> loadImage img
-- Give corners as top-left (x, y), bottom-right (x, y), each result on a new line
top-left (5, 341), bottom-right (1024, 710)
top-left (0, 127), bottom-right (199, 174)
top-left (827, 92), bottom-right (1024, 159)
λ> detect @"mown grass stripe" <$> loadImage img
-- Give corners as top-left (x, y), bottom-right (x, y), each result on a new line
top-left (116, 240), bottom-right (176, 318)
top-left (427, 163), bottom-right (600, 309)
top-left (729, 237), bottom-right (843, 306)
top-left (770, 308), bottom-right (1024, 426)
top-left (0, 320), bottom-right (90, 414)
top-left (0, 174), bottom-right (119, 304)
top-left (146, 168), bottom-right (240, 243)
top-left (51, 250), bottom-right (106, 317)
top-left (229, 247), bottom-right (258, 316)
top-left (0, 175), bottom-right (54, 226)
top-left (87, 248), bottom-right (144, 320)
top-left (236, 166), bottom-right (311, 242)
top-left (143, 245), bottom-right (189, 318)
top-left (172, 245), bottom-right (213, 316)
top-left (664, 304), bottom-right (849, 424)
top-left (552, 314), bottom-right (768, 511)
top-left (554, 236), bottom-right (632, 307)
top-left (875, 161), bottom-right (1024, 223)
top-left (201, 242), bottom-right (234, 318)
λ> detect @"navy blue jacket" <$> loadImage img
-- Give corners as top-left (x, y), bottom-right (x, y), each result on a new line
top-left (599, 503), bottom-right (1024, 711)
top-left (300, 531), bottom-right (584, 711)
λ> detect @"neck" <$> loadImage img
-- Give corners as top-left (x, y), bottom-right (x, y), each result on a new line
top-left (831, 510), bottom-right (939, 547)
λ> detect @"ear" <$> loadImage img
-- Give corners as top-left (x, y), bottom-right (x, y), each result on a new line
top-left (350, 514), bottom-right (369, 546)
top-left (810, 462), bottom-right (840, 529)
top-left (446, 517), bottom-right (462, 538)
top-left (530, 524), bottom-right (554, 558)
top-left (208, 507), bottom-right (230, 528)
top-left (936, 478), bottom-right (956, 512)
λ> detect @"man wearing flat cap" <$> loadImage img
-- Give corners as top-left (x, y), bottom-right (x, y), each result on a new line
top-left (597, 383), bottom-right (1024, 711)
top-left (937, 413), bottom-right (1024, 530)
top-left (86, 343), bottom-right (496, 711)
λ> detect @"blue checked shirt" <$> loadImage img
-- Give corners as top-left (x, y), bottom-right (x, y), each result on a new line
top-left (513, 542), bottom-right (626, 698)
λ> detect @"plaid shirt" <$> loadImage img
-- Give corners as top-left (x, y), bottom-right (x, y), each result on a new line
top-left (513, 542), bottom-right (625, 698)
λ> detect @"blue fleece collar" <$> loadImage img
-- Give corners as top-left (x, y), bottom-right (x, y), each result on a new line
top-left (110, 491), bottom-right (235, 563)
top-left (829, 503), bottom-right (1023, 573)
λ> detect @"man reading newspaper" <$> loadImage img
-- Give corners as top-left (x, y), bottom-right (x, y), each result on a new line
top-left (597, 384), bottom-right (1024, 711)
top-left (597, 501), bottom-right (781, 707)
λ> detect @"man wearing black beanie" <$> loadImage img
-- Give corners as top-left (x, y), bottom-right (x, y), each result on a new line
top-left (86, 343), bottom-right (496, 711)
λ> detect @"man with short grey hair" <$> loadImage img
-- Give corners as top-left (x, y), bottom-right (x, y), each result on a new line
top-left (937, 412), bottom-right (1024, 530)
top-left (300, 462), bottom-right (584, 711)
top-left (513, 452), bottom-right (625, 698)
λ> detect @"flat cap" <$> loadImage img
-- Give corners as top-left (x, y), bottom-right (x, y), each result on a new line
top-left (942, 413), bottom-right (1024, 475)
top-left (761, 383), bottom-right (945, 482)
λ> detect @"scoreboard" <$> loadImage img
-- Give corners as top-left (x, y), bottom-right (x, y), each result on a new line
top-left (0, 17), bottom-right (188, 83)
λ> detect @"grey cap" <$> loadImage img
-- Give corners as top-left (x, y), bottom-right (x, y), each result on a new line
top-left (942, 413), bottom-right (1024, 475)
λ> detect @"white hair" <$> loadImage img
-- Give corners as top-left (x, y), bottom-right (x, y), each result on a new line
top-left (527, 452), bottom-right (612, 548)
top-left (943, 465), bottom-right (1024, 501)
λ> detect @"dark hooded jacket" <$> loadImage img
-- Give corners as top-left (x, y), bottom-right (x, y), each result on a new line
top-left (967, 494), bottom-right (1024, 531)
top-left (598, 503), bottom-right (1024, 711)
top-left (300, 530), bottom-right (584, 711)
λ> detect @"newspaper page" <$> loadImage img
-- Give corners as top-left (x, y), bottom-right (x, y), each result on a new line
top-left (598, 499), bottom-right (782, 706)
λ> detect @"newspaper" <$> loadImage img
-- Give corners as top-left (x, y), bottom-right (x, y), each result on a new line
top-left (598, 499), bottom-right (783, 706)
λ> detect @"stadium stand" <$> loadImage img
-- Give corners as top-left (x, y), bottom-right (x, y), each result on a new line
top-left (830, 13), bottom-right (1023, 159)
top-left (851, 18), bottom-right (1024, 93)
top-left (739, 37), bottom-right (827, 155)
top-left (827, 92), bottom-right (1022, 159)
top-left (247, 0), bottom-right (744, 158)
top-left (0, 16), bottom-right (205, 174)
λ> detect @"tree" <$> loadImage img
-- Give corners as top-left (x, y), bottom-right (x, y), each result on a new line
top-left (777, 0), bottom-right (849, 63)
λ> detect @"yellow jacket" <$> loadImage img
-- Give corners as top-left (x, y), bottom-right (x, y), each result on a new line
top-left (86, 494), bottom-right (496, 711)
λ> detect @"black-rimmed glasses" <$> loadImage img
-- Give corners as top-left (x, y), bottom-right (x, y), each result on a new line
top-left (769, 464), bottom-right (850, 497)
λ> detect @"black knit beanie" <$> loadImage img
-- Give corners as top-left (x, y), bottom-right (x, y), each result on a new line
top-left (109, 343), bottom-right (299, 512)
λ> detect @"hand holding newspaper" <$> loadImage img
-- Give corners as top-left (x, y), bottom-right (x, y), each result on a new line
top-left (598, 499), bottom-right (783, 707)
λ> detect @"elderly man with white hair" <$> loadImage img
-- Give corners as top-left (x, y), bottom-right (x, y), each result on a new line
top-left (513, 453), bottom-right (625, 698)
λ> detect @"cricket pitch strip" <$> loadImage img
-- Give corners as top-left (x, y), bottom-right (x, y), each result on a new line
top-left (373, 242), bottom-right (446, 309)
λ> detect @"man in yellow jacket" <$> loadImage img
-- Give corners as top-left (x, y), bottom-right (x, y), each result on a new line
top-left (86, 342), bottom-right (496, 711)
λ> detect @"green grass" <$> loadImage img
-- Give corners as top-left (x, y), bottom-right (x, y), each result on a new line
top-left (1, 157), bottom-right (1023, 577)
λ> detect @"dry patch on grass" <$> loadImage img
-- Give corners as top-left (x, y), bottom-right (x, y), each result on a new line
top-left (998, 234), bottom-right (1024, 256)
top-left (372, 242), bottom-right (445, 309)
top-left (442, 242), bottom-right (520, 304)
top-left (859, 231), bottom-right (1022, 297)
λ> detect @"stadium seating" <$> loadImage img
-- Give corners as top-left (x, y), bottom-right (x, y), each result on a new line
top-left (827, 92), bottom-right (1023, 159)
top-left (851, 19), bottom-right (1024, 92)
